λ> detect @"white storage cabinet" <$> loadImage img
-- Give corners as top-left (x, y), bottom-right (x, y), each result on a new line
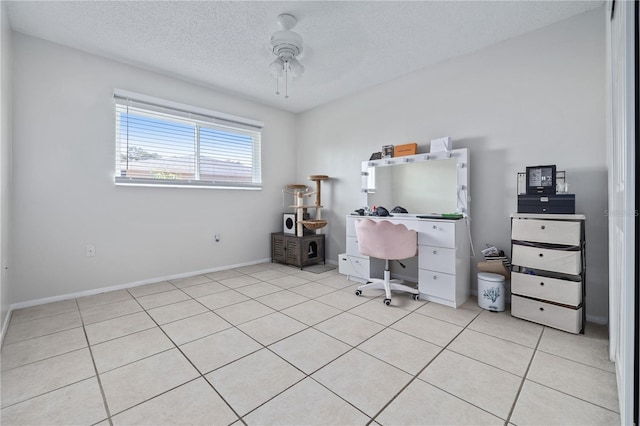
top-left (510, 213), bottom-right (586, 333)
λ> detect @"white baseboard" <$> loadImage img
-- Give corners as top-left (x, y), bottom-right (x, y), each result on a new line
top-left (9, 258), bottom-right (271, 311)
top-left (585, 314), bottom-right (608, 325)
top-left (8, 257), bottom-right (608, 329)
top-left (1, 308), bottom-right (12, 348)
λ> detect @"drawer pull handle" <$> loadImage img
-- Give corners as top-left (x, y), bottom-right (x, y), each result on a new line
top-left (433, 276), bottom-right (437, 280)
top-left (433, 250), bottom-right (437, 255)
top-left (541, 225), bottom-right (546, 230)
top-left (539, 307), bottom-right (544, 311)
top-left (433, 225), bottom-right (438, 230)
top-left (538, 253), bottom-right (544, 257)
top-left (540, 282), bottom-right (545, 286)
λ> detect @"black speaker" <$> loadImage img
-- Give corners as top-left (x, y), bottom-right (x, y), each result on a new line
top-left (283, 213), bottom-right (296, 234)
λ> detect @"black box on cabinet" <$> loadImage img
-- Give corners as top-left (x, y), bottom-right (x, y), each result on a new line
top-left (518, 194), bottom-right (575, 214)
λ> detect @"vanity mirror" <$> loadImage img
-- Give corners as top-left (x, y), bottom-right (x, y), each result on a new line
top-left (360, 148), bottom-right (469, 215)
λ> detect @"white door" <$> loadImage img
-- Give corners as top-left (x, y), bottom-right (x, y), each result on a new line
top-left (606, 0), bottom-right (636, 424)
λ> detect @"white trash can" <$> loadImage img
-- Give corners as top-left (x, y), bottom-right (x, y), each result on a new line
top-left (477, 272), bottom-right (505, 312)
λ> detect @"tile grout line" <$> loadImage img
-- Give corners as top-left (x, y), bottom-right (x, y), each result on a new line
top-left (533, 347), bottom-right (619, 374)
top-left (84, 282), bottom-right (534, 425)
top-left (8, 276), bottom-right (356, 354)
top-left (0, 326), bottom-right (87, 373)
top-left (378, 308), bottom-right (549, 423)
top-left (315, 300), bottom-right (437, 424)
top-left (182, 270), bottom-right (377, 422)
top-left (0, 268), bottom-right (331, 420)
top-left (368, 306), bottom-right (482, 424)
top-left (0, 372), bottom-right (97, 412)
top-left (224, 273), bottom-right (442, 423)
top-left (249, 290), bottom-right (435, 423)
top-left (6, 307), bottom-right (78, 327)
top-left (75, 299), bottom-right (114, 426)
top-left (178, 273), bottom-right (332, 423)
top-left (124, 288), bottom-right (249, 425)
top-left (523, 378), bottom-right (622, 414)
top-left (1, 323), bottom-right (80, 347)
top-left (438, 322), bottom-right (541, 378)
top-left (139, 273), bottom-right (313, 353)
top-left (226, 275), bottom-right (370, 421)
top-left (125, 270), bottom-right (347, 328)
top-left (233, 292), bottom-right (373, 423)
top-left (503, 323), bottom-right (545, 424)
top-left (7, 268), bottom-right (615, 425)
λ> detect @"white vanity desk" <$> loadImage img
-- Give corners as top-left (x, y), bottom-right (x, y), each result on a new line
top-left (344, 214), bottom-right (470, 308)
top-left (340, 148), bottom-right (471, 308)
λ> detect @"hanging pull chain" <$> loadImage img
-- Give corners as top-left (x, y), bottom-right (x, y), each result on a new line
top-left (284, 61), bottom-right (289, 99)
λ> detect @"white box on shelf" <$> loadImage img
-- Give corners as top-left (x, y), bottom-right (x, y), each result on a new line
top-left (430, 136), bottom-right (451, 152)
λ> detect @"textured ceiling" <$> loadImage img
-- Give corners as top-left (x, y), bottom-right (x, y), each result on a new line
top-left (6, 1), bottom-right (603, 113)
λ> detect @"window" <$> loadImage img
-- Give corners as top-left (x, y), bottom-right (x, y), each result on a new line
top-left (114, 90), bottom-right (263, 189)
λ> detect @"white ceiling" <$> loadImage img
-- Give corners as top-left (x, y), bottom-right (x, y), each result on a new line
top-left (6, 1), bottom-right (603, 113)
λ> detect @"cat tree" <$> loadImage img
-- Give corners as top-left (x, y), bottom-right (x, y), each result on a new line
top-left (285, 175), bottom-right (329, 237)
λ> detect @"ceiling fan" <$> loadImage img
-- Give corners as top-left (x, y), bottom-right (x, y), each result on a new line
top-left (269, 13), bottom-right (305, 98)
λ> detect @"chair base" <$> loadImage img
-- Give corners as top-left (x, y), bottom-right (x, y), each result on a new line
top-left (355, 270), bottom-right (419, 304)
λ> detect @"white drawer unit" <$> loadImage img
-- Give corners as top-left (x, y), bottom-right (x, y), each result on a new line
top-left (510, 213), bottom-right (586, 334)
top-left (418, 270), bottom-right (457, 304)
top-left (511, 295), bottom-right (583, 334)
top-left (418, 218), bottom-right (470, 308)
top-left (512, 219), bottom-right (581, 246)
top-left (418, 246), bottom-right (456, 275)
top-left (346, 236), bottom-right (365, 258)
top-left (511, 272), bottom-right (582, 306)
top-left (511, 245), bottom-right (582, 275)
top-left (418, 221), bottom-right (456, 248)
top-left (342, 216), bottom-right (387, 282)
top-left (339, 253), bottom-right (374, 281)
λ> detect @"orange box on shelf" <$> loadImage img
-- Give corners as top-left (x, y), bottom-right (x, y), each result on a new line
top-left (394, 143), bottom-right (418, 157)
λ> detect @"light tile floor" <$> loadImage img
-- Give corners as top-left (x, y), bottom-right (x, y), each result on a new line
top-left (0, 263), bottom-right (620, 425)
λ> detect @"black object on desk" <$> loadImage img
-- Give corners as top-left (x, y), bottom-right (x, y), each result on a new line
top-left (417, 213), bottom-right (464, 220)
top-left (518, 194), bottom-right (575, 214)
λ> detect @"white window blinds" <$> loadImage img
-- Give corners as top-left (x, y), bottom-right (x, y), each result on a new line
top-left (114, 90), bottom-right (263, 189)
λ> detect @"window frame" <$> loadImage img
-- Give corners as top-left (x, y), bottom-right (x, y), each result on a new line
top-left (113, 89), bottom-right (264, 190)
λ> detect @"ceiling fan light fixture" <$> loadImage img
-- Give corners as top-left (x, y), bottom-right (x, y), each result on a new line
top-left (288, 58), bottom-right (305, 78)
top-left (269, 13), bottom-right (305, 98)
top-left (269, 58), bottom-right (285, 78)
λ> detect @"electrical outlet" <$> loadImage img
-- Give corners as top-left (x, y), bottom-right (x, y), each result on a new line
top-left (86, 244), bottom-right (96, 257)
top-left (214, 234), bottom-right (220, 243)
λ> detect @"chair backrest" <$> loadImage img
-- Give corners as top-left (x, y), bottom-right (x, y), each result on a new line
top-left (355, 219), bottom-right (417, 260)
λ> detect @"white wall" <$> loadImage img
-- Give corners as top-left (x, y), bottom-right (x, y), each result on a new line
top-left (296, 8), bottom-right (608, 321)
top-left (11, 34), bottom-right (297, 304)
top-left (1, 2), bottom-right (13, 329)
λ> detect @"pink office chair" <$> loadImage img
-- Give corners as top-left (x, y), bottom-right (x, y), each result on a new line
top-left (354, 219), bottom-right (420, 305)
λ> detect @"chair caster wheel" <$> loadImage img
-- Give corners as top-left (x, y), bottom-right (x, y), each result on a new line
top-left (413, 294), bottom-right (420, 301)
top-left (384, 298), bottom-right (391, 306)
top-left (355, 290), bottom-right (362, 296)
